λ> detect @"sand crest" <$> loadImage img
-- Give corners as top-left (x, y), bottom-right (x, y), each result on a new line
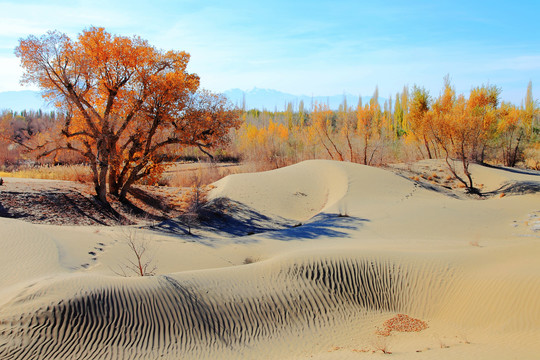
top-left (1, 160), bottom-right (539, 359)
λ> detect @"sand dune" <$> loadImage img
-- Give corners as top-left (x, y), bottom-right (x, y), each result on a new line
top-left (0, 252), bottom-right (458, 359)
top-left (0, 218), bottom-right (66, 299)
top-left (0, 160), bottom-right (539, 359)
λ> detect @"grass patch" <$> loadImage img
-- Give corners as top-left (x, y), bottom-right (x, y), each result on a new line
top-left (0, 164), bottom-right (93, 182)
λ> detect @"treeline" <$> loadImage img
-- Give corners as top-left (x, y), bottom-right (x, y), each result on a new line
top-left (2, 80), bottom-right (539, 181)
top-left (226, 79), bottom-right (539, 179)
top-left (0, 110), bottom-right (85, 166)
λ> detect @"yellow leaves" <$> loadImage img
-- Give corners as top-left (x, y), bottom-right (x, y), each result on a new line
top-left (245, 123), bottom-right (259, 142)
top-left (239, 120), bottom-right (288, 150)
top-left (311, 103), bottom-right (333, 130)
top-left (268, 119), bottom-right (289, 140)
top-left (497, 102), bottom-right (523, 134)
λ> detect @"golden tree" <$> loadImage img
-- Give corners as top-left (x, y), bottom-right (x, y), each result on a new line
top-left (497, 102), bottom-right (525, 167)
top-left (312, 103), bottom-right (344, 161)
top-left (408, 85), bottom-right (436, 158)
top-left (356, 88), bottom-right (381, 165)
top-left (15, 27), bottom-right (240, 202)
top-left (430, 79), bottom-right (500, 193)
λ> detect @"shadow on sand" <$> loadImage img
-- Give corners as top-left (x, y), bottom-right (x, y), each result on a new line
top-left (484, 181), bottom-right (540, 196)
top-left (149, 198), bottom-right (368, 246)
top-left (265, 213), bottom-right (368, 241)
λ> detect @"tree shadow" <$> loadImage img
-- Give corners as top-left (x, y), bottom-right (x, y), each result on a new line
top-left (394, 173), bottom-right (461, 199)
top-left (0, 190), bottom-right (123, 225)
top-left (151, 198), bottom-right (293, 246)
top-left (480, 163), bottom-right (540, 177)
top-left (265, 213), bottom-right (369, 241)
top-left (484, 181), bottom-right (540, 196)
top-left (151, 198), bottom-right (369, 246)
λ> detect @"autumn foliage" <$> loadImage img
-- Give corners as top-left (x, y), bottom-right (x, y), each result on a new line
top-left (5, 32), bottom-right (540, 197)
top-left (228, 79), bottom-right (538, 194)
top-left (15, 27), bottom-right (240, 202)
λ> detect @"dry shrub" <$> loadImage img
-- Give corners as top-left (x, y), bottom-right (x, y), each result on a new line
top-left (243, 256), bottom-right (260, 264)
top-left (372, 336), bottom-right (392, 354)
top-left (166, 163), bottom-right (238, 188)
top-left (173, 172), bottom-right (214, 234)
top-left (113, 229), bottom-right (157, 277)
top-left (523, 144), bottom-right (540, 170)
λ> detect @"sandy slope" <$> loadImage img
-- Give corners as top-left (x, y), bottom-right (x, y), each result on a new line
top-left (0, 159), bottom-right (539, 359)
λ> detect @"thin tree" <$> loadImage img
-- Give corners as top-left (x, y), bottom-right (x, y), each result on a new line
top-left (356, 87), bottom-right (381, 165)
top-left (430, 78), bottom-right (500, 194)
top-left (497, 102), bottom-right (525, 167)
top-left (114, 229), bottom-right (157, 277)
top-left (408, 85), bottom-right (436, 159)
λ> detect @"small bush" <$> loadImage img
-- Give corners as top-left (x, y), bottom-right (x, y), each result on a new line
top-left (243, 256), bottom-right (260, 264)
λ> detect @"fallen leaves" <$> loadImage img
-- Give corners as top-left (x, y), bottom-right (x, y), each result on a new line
top-left (376, 314), bottom-right (428, 337)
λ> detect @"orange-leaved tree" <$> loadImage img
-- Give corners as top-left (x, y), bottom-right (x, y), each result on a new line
top-left (497, 102), bottom-right (525, 167)
top-left (356, 87), bottom-right (381, 165)
top-left (312, 103), bottom-right (344, 161)
top-left (430, 78), bottom-right (500, 194)
top-left (408, 85), bottom-right (436, 159)
top-left (15, 27), bottom-right (240, 202)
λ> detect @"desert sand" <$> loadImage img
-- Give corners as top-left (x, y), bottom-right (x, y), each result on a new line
top-left (0, 159), bottom-right (539, 359)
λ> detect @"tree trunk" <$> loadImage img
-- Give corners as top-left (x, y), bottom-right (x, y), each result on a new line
top-left (423, 135), bottom-right (432, 159)
top-left (363, 137), bottom-right (369, 165)
top-left (108, 167), bottom-right (120, 196)
top-left (96, 138), bottom-right (109, 203)
top-left (96, 165), bottom-right (108, 203)
top-left (119, 175), bottom-right (137, 202)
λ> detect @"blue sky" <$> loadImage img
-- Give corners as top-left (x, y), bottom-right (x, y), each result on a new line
top-left (0, 0), bottom-right (538, 104)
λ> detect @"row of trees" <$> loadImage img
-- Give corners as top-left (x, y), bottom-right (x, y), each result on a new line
top-left (230, 79), bottom-right (538, 193)
top-left (407, 78), bottom-right (538, 192)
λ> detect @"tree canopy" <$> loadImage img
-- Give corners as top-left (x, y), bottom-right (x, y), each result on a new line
top-left (15, 27), bottom-right (240, 202)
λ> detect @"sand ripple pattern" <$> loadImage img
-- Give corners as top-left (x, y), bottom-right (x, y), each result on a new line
top-left (0, 254), bottom-right (458, 359)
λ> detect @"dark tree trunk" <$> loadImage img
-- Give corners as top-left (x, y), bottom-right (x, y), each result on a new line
top-left (119, 175), bottom-right (137, 202)
top-left (96, 138), bottom-right (110, 203)
top-left (423, 135), bottom-right (433, 159)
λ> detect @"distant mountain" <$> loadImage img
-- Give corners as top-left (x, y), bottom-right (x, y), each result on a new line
top-left (223, 87), bottom-right (379, 111)
top-left (0, 89), bottom-right (381, 113)
top-left (0, 90), bottom-right (53, 113)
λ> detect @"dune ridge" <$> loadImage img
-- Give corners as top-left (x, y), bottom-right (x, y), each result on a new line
top-left (0, 159), bottom-right (539, 359)
top-left (0, 252), bottom-right (459, 359)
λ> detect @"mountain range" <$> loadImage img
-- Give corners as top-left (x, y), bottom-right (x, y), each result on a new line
top-left (0, 88), bottom-right (378, 113)
top-left (223, 88), bottom-right (376, 111)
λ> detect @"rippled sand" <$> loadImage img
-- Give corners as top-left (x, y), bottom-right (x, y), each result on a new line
top-left (1, 160), bottom-right (539, 359)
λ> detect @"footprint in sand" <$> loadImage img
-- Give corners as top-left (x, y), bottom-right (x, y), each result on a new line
top-left (81, 242), bottom-right (108, 269)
